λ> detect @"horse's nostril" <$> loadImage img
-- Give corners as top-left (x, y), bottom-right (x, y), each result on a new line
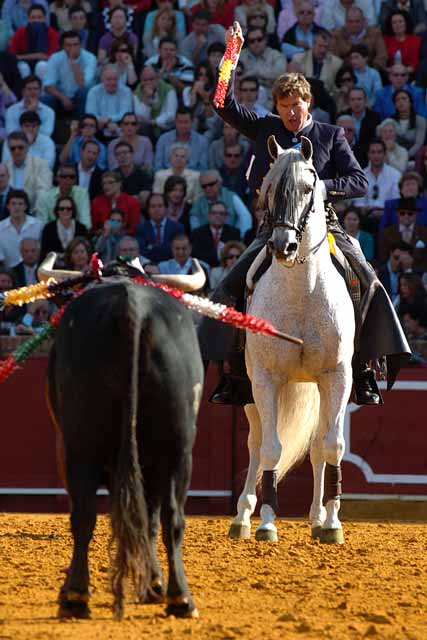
top-left (286, 243), bottom-right (298, 254)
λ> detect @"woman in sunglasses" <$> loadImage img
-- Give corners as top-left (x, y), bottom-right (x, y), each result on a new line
top-left (107, 38), bottom-right (138, 88)
top-left (40, 196), bottom-right (88, 264)
top-left (209, 240), bottom-right (246, 291)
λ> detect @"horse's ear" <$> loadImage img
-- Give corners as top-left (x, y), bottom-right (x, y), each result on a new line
top-left (267, 135), bottom-right (284, 160)
top-left (300, 136), bottom-right (313, 161)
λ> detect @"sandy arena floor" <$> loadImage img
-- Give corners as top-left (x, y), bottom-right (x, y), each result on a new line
top-left (0, 513), bottom-right (426, 640)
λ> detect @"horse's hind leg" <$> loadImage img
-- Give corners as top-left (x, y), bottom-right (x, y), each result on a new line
top-left (318, 369), bottom-right (352, 545)
top-left (228, 403), bottom-right (261, 539)
top-left (58, 457), bottom-right (98, 619)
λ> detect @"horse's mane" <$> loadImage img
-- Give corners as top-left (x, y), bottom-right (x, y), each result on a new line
top-left (259, 149), bottom-right (311, 226)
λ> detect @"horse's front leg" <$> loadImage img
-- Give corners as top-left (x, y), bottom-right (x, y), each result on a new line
top-left (309, 420), bottom-right (327, 539)
top-left (251, 370), bottom-right (282, 542)
top-left (318, 368), bottom-right (352, 544)
top-left (228, 403), bottom-right (261, 539)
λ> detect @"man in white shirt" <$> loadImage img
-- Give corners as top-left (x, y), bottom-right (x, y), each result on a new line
top-left (11, 237), bottom-right (41, 287)
top-left (5, 75), bottom-right (55, 137)
top-left (77, 140), bottom-right (103, 199)
top-left (2, 111), bottom-right (56, 169)
top-left (85, 65), bottom-right (134, 138)
top-left (158, 233), bottom-right (209, 276)
top-left (353, 139), bottom-right (401, 216)
top-left (0, 190), bottom-right (43, 268)
top-left (5, 132), bottom-right (52, 211)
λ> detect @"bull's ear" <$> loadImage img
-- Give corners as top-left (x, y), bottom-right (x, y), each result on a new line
top-left (300, 136), bottom-right (313, 161)
top-left (267, 135), bottom-right (284, 160)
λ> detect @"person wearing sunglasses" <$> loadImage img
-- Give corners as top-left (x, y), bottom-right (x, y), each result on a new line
top-left (0, 189), bottom-right (43, 269)
top-left (238, 75), bottom-right (268, 117)
top-left (4, 131), bottom-right (52, 211)
top-left (353, 139), bottom-right (401, 217)
top-left (35, 163), bottom-right (91, 229)
top-left (108, 112), bottom-right (153, 171)
top-left (39, 195), bottom-right (89, 263)
top-left (191, 201), bottom-right (241, 268)
top-left (2, 111), bottom-right (56, 170)
top-left (209, 240), bottom-right (246, 290)
top-left (59, 113), bottom-right (107, 170)
top-left (201, 22), bottom-right (411, 407)
top-left (219, 143), bottom-right (250, 204)
top-left (377, 197), bottom-right (427, 272)
top-left (374, 64), bottom-right (426, 121)
top-left (281, 0), bottom-right (325, 61)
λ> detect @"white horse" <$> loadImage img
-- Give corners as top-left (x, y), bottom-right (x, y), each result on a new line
top-left (229, 136), bottom-right (355, 544)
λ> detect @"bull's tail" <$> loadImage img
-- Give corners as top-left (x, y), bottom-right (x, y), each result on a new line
top-left (109, 286), bottom-right (153, 620)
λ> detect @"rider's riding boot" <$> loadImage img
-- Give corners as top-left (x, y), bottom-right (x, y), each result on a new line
top-left (210, 353), bottom-right (253, 406)
top-left (352, 353), bottom-right (381, 405)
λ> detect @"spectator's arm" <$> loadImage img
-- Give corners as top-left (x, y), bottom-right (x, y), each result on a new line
top-left (155, 88), bottom-right (178, 130)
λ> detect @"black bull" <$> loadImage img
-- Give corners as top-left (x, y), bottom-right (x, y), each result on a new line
top-left (48, 278), bottom-right (204, 619)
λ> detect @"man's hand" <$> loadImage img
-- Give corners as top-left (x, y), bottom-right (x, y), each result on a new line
top-left (61, 96), bottom-right (74, 111)
top-left (225, 21), bottom-right (244, 50)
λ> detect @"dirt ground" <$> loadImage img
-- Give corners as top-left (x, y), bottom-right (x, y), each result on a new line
top-left (0, 513), bottom-right (426, 640)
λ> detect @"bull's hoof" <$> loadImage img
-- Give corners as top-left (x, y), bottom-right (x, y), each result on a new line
top-left (58, 600), bottom-right (91, 619)
top-left (228, 523), bottom-right (251, 539)
top-left (320, 528), bottom-right (344, 545)
top-left (311, 526), bottom-right (322, 539)
top-left (255, 527), bottom-right (278, 542)
top-left (166, 596), bottom-right (199, 618)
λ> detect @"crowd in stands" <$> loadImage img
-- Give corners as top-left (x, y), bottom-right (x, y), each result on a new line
top-left (0, 0), bottom-right (426, 360)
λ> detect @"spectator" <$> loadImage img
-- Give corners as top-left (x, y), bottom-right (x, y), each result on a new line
top-left (11, 236), bottom-right (40, 286)
top-left (108, 112), bottom-right (153, 171)
top-left (15, 298), bottom-right (51, 335)
top-left (2, 111), bottom-right (55, 169)
top-left (91, 170), bottom-right (140, 235)
top-left (246, 6), bottom-right (280, 50)
top-left (135, 192), bottom-right (184, 263)
top-left (208, 121), bottom-right (250, 171)
top-left (164, 175), bottom-right (191, 234)
top-left (383, 10), bottom-right (421, 75)
top-left (0, 164), bottom-right (12, 220)
top-left (402, 310), bottom-right (427, 346)
top-left (341, 87), bottom-right (380, 160)
top-left (59, 113), bottom-right (107, 169)
top-left (179, 9), bottom-right (225, 66)
top-left (76, 139), bottom-right (104, 200)
top-left (240, 27), bottom-right (286, 106)
top-left (96, 0), bottom-right (140, 47)
top-left (235, 0), bottom-right (276, 36)
top-left (336, 114), bottom-right (367, 168)
top-left (377, 240), bottom-right (414, 301)
top-left (379, 0), bottom-right (426, 35)
top-left (116, 234), bottom-right (149, 267)
top-left (36, 163), bottom-right (91, 228)
top-left (85, 64), bottom-right (133, 139)
top-left (191, 200), bottom-right (241, 267)
top-left (1, 0), bottom-right (49, 34)
top-left (219, 143), bottom-right (250, 204)
top-left (40, 195), bottom-right (88, 262)
top-left (154, 106), bottom-right (209, 171)
top-left (376, 118), bottom-right (409, 174)
top-left (145, 36), bottom-right (194, 97)
top-left (381, 171), bottom-right (427, 230)
top-left (377, 197), bottom-right (427, 271)
top-left (341, 206), bottom-right (374, 261)
top-left (191, 170), bottom-right (252, 236)
top-left (142, 6), bottom-right (182, 60)
top-left (68, 6), bottom-right (97, 55)
top-left (0, 189), bottom-right (43, 268)
top-left (97, 7), bottom-right (138, 63)
top-left (353, 139), bottom-right (401, 216)
top-left (238, 75), bottom-right (269, 117)
top-left (142, 0), bottom-right (187, 49)
top-left (182, 62), bottom-right (217, 134)
top-left (395, 272), bottom-right (427, 318)
top-left (206, 41), bottom-right (225, 77)
top-left (42, 29), bottom-right (97, 117)
top-left (50, 0), bottom-right (92, 33)
top-left (114, 140), bottom-right (153, 203)
top-left (291, 31), bottom-right (343, 96)
top-left (5, 132), bottom-right (52, 210)
top-left (94, 208), bottom-right (125, 263)
top-left (281, 1), bottom-right (326, 61)
top-left (0, 51), bottom-right (22, 96)
top-left (373, 64), bottom-right (426, 119)
top-left (158, 233), bottom-right (203, 276)
top-left (334, 65), bottom-right (357, 114)
top-left (9, 4), bottom-right (59, 80)
top-left (153, 143), bottom-right (201, 204)
top-left (133, 65), bottom-right (178, 139)
top-left (5, 74), bottom-right (55, 136)
top-left (190, 0), bottom-right (235, 30)
top-left (0, 75), bottom-right (17, 139)
top-left (277, 0), bottom-right (323, 43)
top-left (243, 197), bottom-right (267, 245)
top-left (392, 89), bottom-right (426, 160)
top-left (330, 6), bottom-right (388, 73)
top-left (64, 235), bottom-right (92, 270)
top-left (348, 44), bottom-right (382, 107)
top-left (320, 0), bottom-right (376, 32)
top-left (209, 239), bottom-right (246, 289)
top-left (107, 39), bottom-right (138, 89)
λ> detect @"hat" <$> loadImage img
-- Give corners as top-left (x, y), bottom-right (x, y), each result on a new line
top-left (396, 197), bottom-right (419, 212)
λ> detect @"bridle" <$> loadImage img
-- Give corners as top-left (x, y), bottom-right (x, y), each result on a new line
top-left (269, 169), bottom-right (327, 265)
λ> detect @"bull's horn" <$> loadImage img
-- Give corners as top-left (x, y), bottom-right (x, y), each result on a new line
top-left (37, 252), bottom-right (84, 282)
top-left (151, 259), bottom-right (206, 292)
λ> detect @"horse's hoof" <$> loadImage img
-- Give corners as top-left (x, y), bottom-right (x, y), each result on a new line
top-left (58, 600), bottom-right (91, 619)
top-left (311, 526), bottom-right (322, 539)
top-left (228, 523), bottom-right (251, 539)
top-left (255, 528), bottom-right (278, 542)
top-left (166, 596), bottom-right (198, 618)
top-left (320, 528), bottom-right (344, 545)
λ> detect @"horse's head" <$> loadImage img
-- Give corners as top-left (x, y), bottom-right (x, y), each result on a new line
top-left (260, 135), bottom-right (317, 267)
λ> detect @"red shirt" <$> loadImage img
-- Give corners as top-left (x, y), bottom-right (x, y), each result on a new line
top-left (384, 34), bottom-right (421, 72)
top-left (9, 26), bottom-right (60, 57)
top-left (91, 192), bottom-right (141, 235)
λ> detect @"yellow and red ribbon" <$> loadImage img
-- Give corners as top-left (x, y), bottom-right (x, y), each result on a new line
top-left (213, 33), bottom-right (241, 109)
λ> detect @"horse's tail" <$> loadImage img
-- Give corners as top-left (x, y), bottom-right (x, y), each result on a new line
top-left (109, 285), bottom-right (153, 620)
top-left (276, 382), bottom-right (320, 483)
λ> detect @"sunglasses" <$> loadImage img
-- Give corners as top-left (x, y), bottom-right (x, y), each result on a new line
top-left (58, 205), bottom-right (73, 211)
top-left (122, 121), bottom-right (137, 126)
top-left (10, 145), bottom-right (25, 151)
top-left (82, 122), bottom-right (96, 128)
top-left (118, 47), bottom-right (130, 53)
top-left (59, 174), bottom-right (76, 179)
top-left (225, 253), bottom-right (240, 261)
top-left (201, 180), bottom-right (218, 188)
top-left (240, 87), bottom-right (257, 93)
top-left (225, 152), bottom-right (241, 158)
top-left (210, 209), bottom-right (226, 215)
top-left (248, 36), bottom-right (265, 44)
top-left (298, 10), bottom-right (313, 14)
top-left (341, 77), bottom-right (353, 82)
top-left (399, 211), bottom-right (416, 217)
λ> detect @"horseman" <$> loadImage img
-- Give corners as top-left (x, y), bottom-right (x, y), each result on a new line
top-left (199, 21), bottom-right (410, 406)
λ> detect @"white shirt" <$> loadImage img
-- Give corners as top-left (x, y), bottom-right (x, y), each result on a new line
top-left (24, 263), bottom-right (38, 285)
top-left (0, 215), bottom-right (43, 268)
top-left (353, 163), bottom-right (401, 208)
top-left (78, 163), bottom-right (95, 190)
top-left (11, 161), bottom-right (26, 190)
